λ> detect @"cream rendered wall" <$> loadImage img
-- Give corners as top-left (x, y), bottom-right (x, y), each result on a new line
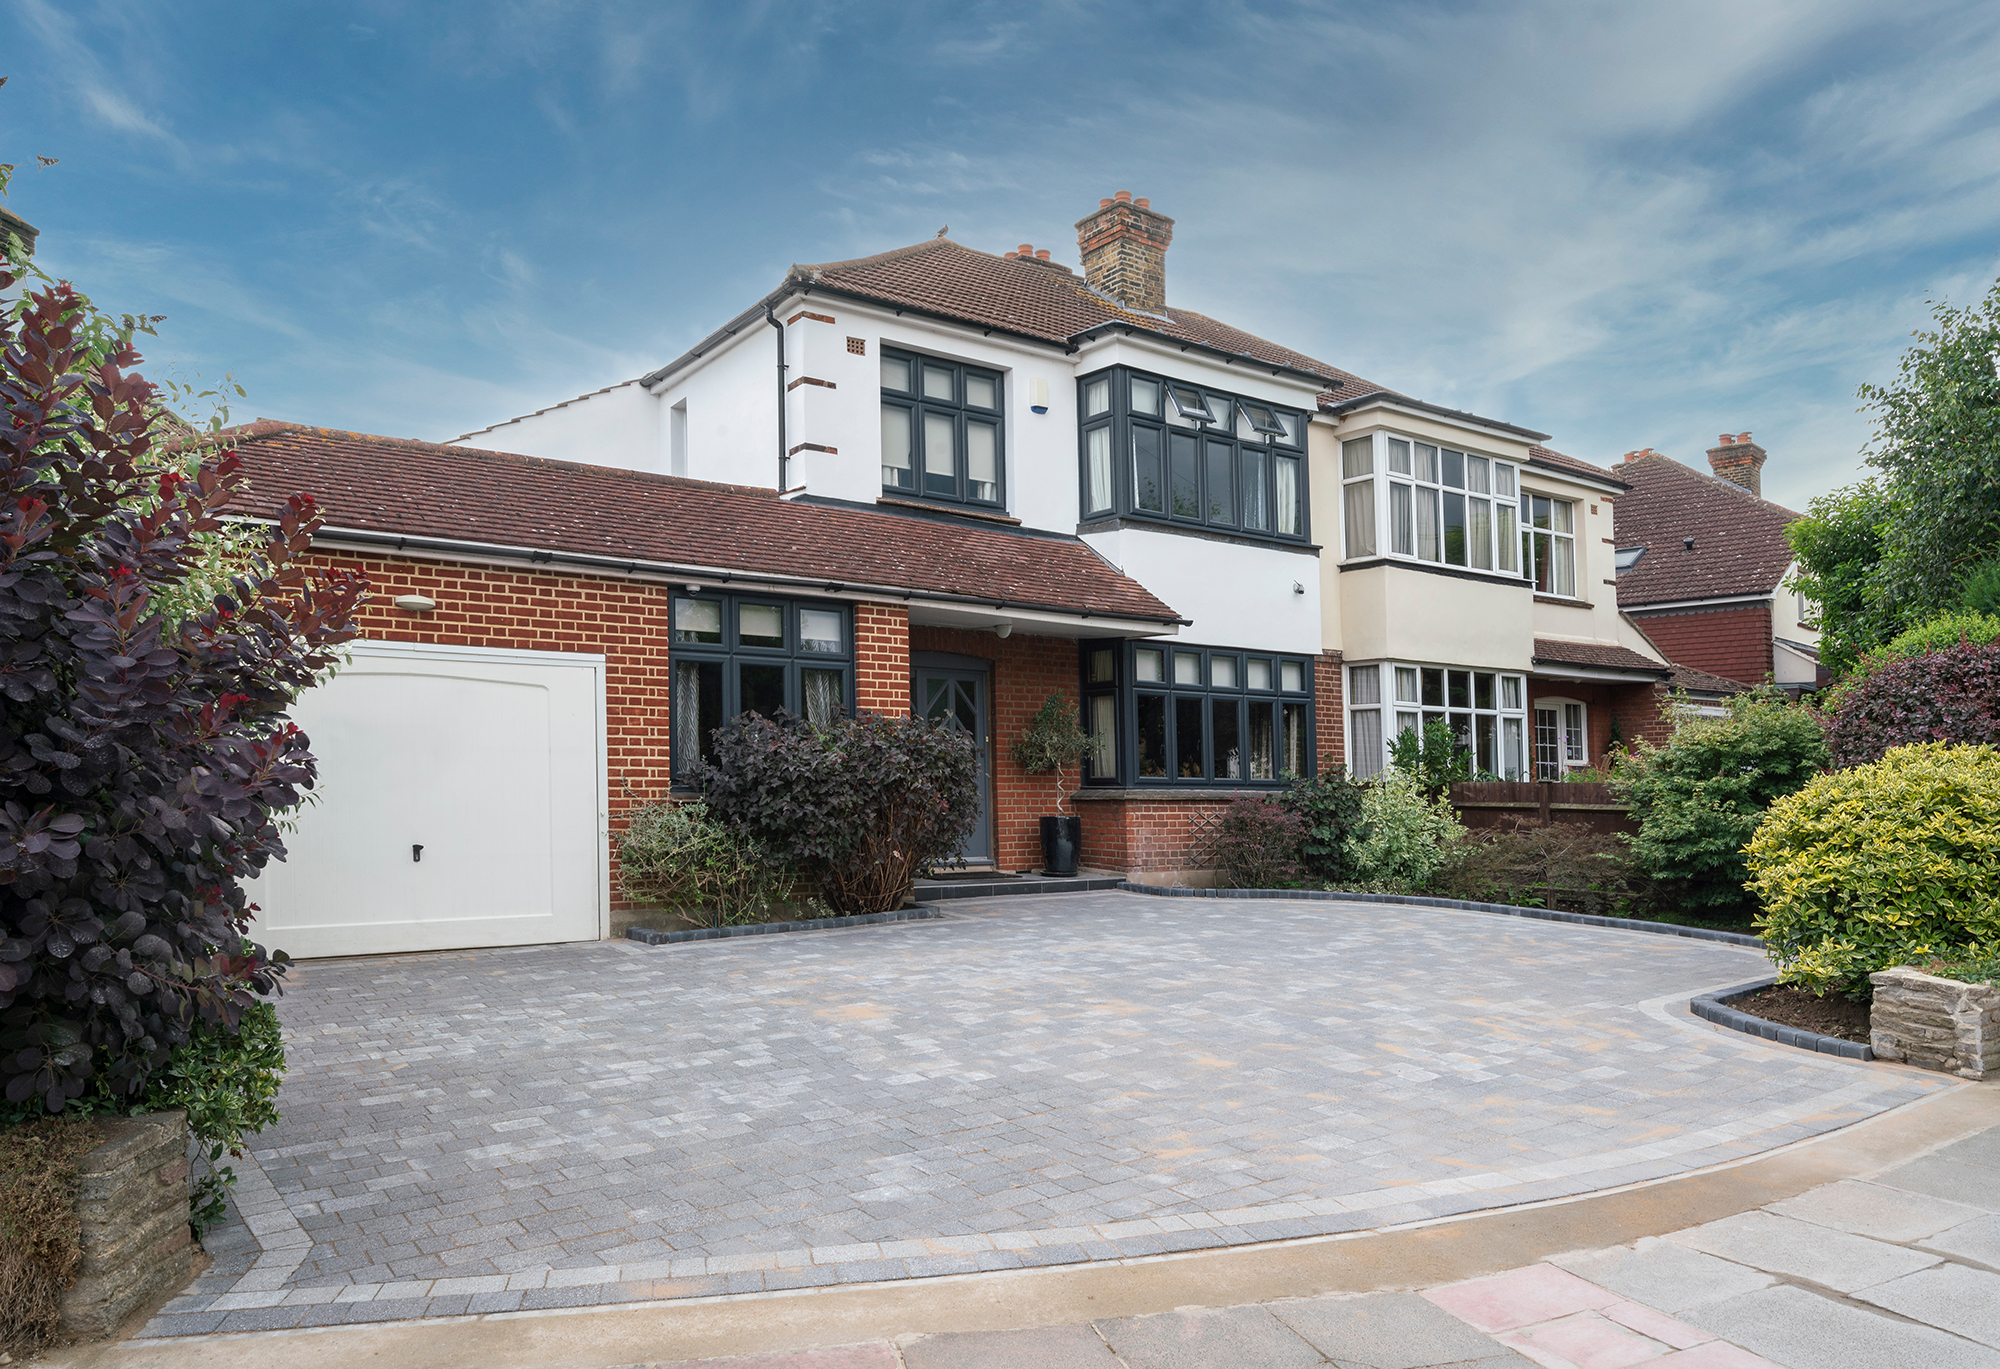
top-left (453, 379), bottom-right (662, 471)
top-left (1336, 564), bottom-right (1535, 670)
top-left (1085, 525), bottom-right (1320, 655)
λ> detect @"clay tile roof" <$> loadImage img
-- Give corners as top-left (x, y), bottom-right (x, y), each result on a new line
top-left (1612, 452), bottom-right (1799, 607)
top-left (211, 421), bottom-right (1182, 625)
top-left (1526, 445), bottom-right (1623, 485)
top-left (1530, 638), bottom-right (1673, 676)
top-left (1669, 663), bottom-right (1750, 695)
top-left (754, 236), bottom-right (1385, 395)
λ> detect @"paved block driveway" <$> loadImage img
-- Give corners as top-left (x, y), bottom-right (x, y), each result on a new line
top-left (152, 893), bottom-right (1942, 1336)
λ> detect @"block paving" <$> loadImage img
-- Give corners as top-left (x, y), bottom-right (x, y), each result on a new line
top-left (144, 892), bottom-right (1942, 1337)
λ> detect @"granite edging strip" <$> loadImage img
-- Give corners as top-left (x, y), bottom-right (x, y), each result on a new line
top-left (1116, 881), bottom-right (1766, 948)
top-left (626, 905), bottom-right (948, 946)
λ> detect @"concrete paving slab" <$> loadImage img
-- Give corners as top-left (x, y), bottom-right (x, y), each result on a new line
top-left (648, 1350), bottom-right (898, 1369)
top-left (1664, 1210), bottom-right (1939, 1292)
top-left (1422, 1264), bottom-right (1618, 1333)
top-left (1918, 1212), bottom-right (2000, 1269)
top-left (1689, 1283), bottom-right (2000, 1369)
top-left (1550, 1239), bottom-right (1776, 1313)
top-left (1494, 1308), bottom-right (1667, 1367)
top-left (1271, 1291), bottom-right (1514, 1368)
top-left (1647, 1346), bottom-right (1784, 1368)
top-left (1092, 1305), bottom-right (1325, 1368)
top-left (1870, 1154), bottom-right (2000, 1211)
top-left (900, 1325), bottom-right (1122, 1369)
top-left (1931, 1129), bottom-right (2000, 1173)
top-left (1854, 1261), bottom-right (2000, 1349)
top-left (1766, 1177), bottom-right (1988, 1242)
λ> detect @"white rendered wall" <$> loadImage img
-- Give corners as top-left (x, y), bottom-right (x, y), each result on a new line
top-left (1087, 525), bottom-right (1321, 655)
top-left (651, 326), bottom-right (783, 489)
top-left (454, 379), bottom-right (662, 472)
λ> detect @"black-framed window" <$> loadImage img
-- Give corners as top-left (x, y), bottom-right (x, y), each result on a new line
top-left (670, 592), bottom-right (852, 782)
top-left (1079, 639), bottom-right (1314, 787)
top-left (881, 347), bottom-right (1004, 509)
top-left (1078, 367), bottom-right (1309, 543)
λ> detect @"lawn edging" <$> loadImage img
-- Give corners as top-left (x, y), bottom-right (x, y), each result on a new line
top-left (1690, 976), bottom-right (1874, 1061)
top-left (626, 905), bottom-right (948, 946)
top-left (1116, 881), bottom-right (1765, 948)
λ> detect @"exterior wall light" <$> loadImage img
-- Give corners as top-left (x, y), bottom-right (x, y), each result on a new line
top-left (994, 623), bottom-right (1013, 638)
top-left (393, 594), bottom-right (438, 614)
top-left (1292, 580), bottom-right (1305, 595)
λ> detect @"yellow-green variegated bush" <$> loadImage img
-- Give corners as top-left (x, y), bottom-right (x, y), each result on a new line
top-left (1746, 743), bottom-right (2000, 994)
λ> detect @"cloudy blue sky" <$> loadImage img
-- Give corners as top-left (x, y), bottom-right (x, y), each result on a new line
top-left (6, 0), bottom-right (1998, 509)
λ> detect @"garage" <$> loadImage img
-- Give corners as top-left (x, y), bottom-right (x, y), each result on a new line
top-left (248, 640), bottom-right (608, 960)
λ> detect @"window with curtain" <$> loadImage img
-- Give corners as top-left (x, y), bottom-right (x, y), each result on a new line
top-left (1531, 698), bottom-right (1588, 779)
top-left (1350, 660), bottom-right (1528, 780)
top-left (881, 347), bottom-right (1004, 509)
top-left (1079, 639), bottom-right (1313, 787)
top-left (670, 593), bottom-right (853, 783)
top-left (1522, 493), bottom-right (1578, 597)
top-left (1077, 367), bottom-right (1309, 544)
top-left (1340, 431), bottom-right (1522, 578)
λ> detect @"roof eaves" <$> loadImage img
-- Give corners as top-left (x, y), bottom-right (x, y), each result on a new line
top-left (1320, 390), bottom-right (1553, 444)
top-left (638, 279), bottom-right (801, 390)
top-left (1067, 320), bottom-right (1341, 386)
top-left (791, 281), bottom-right (1081, 354)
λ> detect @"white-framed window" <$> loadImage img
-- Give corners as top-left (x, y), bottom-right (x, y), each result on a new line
top-left (1522, 492), bottom-right (1577, 597)
top-left (1347, 662), bottom-right (1527, 780)
top-left (1339, 431), bottom-right (1520, 578)
top-left (1531, 697), bottom-right (1588, 779)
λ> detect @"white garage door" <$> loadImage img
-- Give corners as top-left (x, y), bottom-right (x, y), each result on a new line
top-left (248, 641), bottom-right (607, 959)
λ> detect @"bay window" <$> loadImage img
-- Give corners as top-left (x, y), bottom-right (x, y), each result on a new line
top-left (670, 593), bottom-right (852, 782)
top-left (1338, 432), bottom-right (1523, 579)
top-left (1347, 661), bottom-right (1527, 780)
top-left (1079, 640), bottom-right (1313, 787)
top-left (1079, 367), bottom-right (1309, 543)
top-left (882, 348), bottom-right (1004, 509)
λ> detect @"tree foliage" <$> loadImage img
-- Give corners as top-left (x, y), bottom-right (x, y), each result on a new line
top-left (1614, 691), bottom-right (1827, 917)
top-left (1785, 482), bottom-right (1890, 675)
top-left (1010, 693), bottom-right (1092, 816)
top-left (0, 270), bottom-right (367, 1113)
top-left (1388, 717), bottom-right (1472, 796)
top-left (1823, 636), bottom-right (2000, 769)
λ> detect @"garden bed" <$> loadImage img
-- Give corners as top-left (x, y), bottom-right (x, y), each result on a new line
top-left (1726, 984), bottom-right (1871, 1044)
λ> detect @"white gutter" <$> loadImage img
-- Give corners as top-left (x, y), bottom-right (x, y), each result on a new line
top-left (1623, 591), bottom-right (1774, 612)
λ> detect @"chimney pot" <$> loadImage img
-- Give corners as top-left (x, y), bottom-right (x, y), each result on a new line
top-left (1706, 429), bottom-right (1770, 497)
top-left (1075, 193), bottom-right (1175, 313)
top-left (1003, 251), bottom-right (1018, 259)
top-left (1018, 243), bottom-right (1033, 254)
top-left (1134, 197), bottom-right (1149, 209)
top-left (1035, 248), bottom-right (1050, 261)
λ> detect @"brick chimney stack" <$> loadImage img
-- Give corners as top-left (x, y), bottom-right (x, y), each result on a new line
top-left (1706, 432), bottom-right (1768, 497)
top-left (1075, 191), bottom-right (1174, 313)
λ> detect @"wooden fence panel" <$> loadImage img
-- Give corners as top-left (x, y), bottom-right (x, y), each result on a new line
top-left (1449, 780), bottom-right (1637, 836)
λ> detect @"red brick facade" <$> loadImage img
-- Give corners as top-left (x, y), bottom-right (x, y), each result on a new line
top-left (1526, 678), bottom-right (1673, 772)
top-left (855, 603), bottom-right (912, 715)
top-left (1315, 650), bottom-right (1346, 773)
top-left (1625, 602), bottom-right (1772, 688)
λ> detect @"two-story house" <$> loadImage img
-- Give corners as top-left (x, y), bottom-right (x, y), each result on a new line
top-left (224, 191), bottom-right (1679, 957)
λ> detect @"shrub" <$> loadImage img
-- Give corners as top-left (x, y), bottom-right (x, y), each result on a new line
top-left (1347, 769), bottom-right (1465, 891)
top-left (694, 711), bottom-right (978, 913)
top-left (1748, 743), bottom-right (2000, 995)
top-left (1278, 769), bottom-right (1369, 886)
top-left (1010, 693), bottom-right (1092, 816)
top-left (1615, 691), bottom-right (1827, 917)
top-left (0, 1114), bottom-right (101, 1352)
top-left (1388, 717), bottom-right (1471, 796)
top-left (615, 799), bottom-right (791, 927)
top-left (1824, 637), bottom-right (2000, 768)
top-left (1963, 561), bottom-right (2000, 616)
top-left (141, 1001), bottom-right (285, 1234)
top-left (1438, 821), bottom-right (1637, 915)
top-left (1210, 797), bottom-right (1307, 889)
top-left (1, 272), bottom-right (366, 1112)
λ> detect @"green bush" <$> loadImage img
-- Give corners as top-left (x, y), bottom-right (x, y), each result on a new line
top-left (1749, 743), bottom-right (2000, 995)
top-left (615, 799), bottom-right (792, 927)
top-left (1834, 609), bottom-right (2000, 696)
top-left (1437, 821), bottom-right (1637, 915)
top-left (1210, 797), bottom-right (1308, 889)
top-left (1388, 717), bottom-right (1471, 795)
top-left (694, 711), bottom-right (978, 913)
top-left (1615, 691), bottom-right (1827, 918)
top-left (145, 1003), bottom-right (285, 1234)
top-left (1963, 562), bottom-right (2000, 616)
top-left (1277, 769), bottom-right (1370, 885)
top-left (1347, 769), bottom-right (1465, 891)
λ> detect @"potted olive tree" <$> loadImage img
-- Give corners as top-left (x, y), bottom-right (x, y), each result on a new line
top-left (1013, 693), bottom-right (1094, 875)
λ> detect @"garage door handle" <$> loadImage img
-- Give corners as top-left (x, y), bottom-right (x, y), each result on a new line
top-left (412, 844), bottom-right (424, 862)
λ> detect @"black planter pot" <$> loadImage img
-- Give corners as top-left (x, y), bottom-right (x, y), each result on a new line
top-left (1039, 815), bottom-right (1081, 876)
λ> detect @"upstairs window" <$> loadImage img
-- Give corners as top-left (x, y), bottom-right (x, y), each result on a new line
top-left (1079, 367), bottom-right (1308, 543)
top-left (881, 348), bottom-right (1004, 509)
top-left (1522, 493), bottom-right (1577, 596)
top-left (1344, 432), bottom-right (1521, 575)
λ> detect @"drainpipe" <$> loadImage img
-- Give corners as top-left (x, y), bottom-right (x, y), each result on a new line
top-left (765, 306), bottom-right (788, 491)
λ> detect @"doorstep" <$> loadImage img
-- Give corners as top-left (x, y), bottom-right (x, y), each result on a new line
top-left (913, 873), bottom-right (1126, 900)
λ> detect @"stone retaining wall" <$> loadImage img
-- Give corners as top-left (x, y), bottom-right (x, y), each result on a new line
top-left (58, 1109), bottom-right (193, 1339)
top-left (1869, 967), bottom-right (2000, 1081)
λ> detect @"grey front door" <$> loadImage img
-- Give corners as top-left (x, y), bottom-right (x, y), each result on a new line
top-left (913, 667), bottom-right (992, 864)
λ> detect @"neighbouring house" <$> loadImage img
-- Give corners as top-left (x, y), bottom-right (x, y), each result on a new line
top-left (1611, 438), bottom-right (1827, 694)
top-left (230, 190), bottom-right (1679, 957)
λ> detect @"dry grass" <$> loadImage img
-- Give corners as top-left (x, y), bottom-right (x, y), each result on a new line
top-left (1, 1114), bottom-right (104, 1353)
